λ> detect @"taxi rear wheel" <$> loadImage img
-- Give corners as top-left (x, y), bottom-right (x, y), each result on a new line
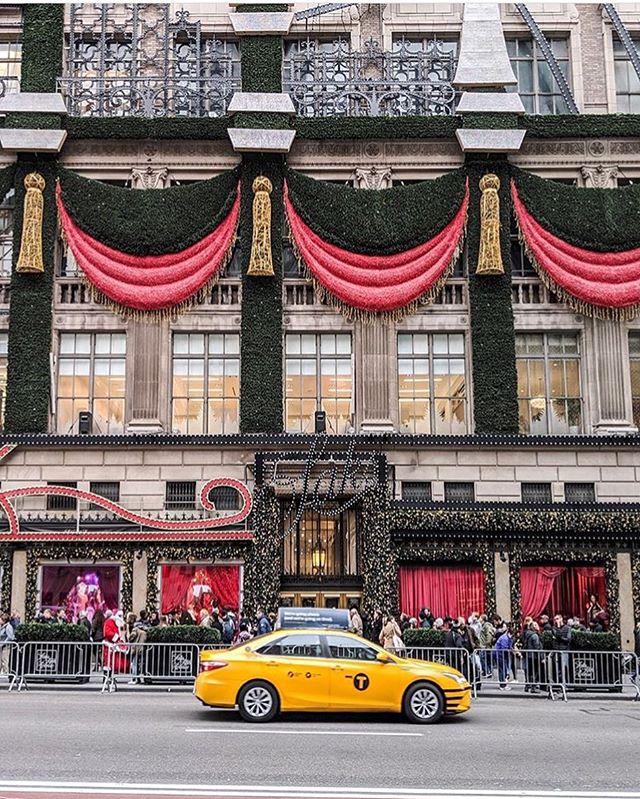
top-left (403, 681), bottom-right (444, 724)
top-left (238, 680), bottom-right (279, 723)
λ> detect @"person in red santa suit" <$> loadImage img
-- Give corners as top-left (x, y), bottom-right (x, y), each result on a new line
top-left (103, 609), bottom-right (123, 673)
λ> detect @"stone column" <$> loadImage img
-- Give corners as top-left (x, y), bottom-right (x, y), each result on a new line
top-left (616, 552), bottom-right (634, 651)
top-left (126, 167), bottom-right (170, 434)
top-left (357, 3), bottom-right (384, 50)
top-left (576, 5), bottom-right (609, 114)
top-left (132, 551), bottom-right (148, 614)
top-left (10, 550), bottom-right (27, 620)
top-left (494, 551), bottom-right (511, 620)
top-left (581, 166), bottom-right (636, 433)
top-left (356, 321), bottom-right (395, 432)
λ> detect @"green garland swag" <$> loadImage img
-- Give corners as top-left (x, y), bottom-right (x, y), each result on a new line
top-left (285, 167), bottom-right (467, 256)
top-left (5, 159), bottom-right (57, 433)
top-left (242, 487), bottom-right (281, 614)
top-left (58, 166), bottom-right (240, 256)
top-left (467, 160), bottom-right (519, 434)
top-left (0, 547), bottom-right (12, 614)
top-left (360, 488), bottom-right (396, 623)
top-left (511, 165), bottom-right (640, 253)
top-left (240, 156), bottom-right (284, 434)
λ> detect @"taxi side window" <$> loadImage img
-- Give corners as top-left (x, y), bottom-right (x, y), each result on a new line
top-left (257, 634), bottom-right (323, 658)
top-left (326, 635), bottom-right (378, 661)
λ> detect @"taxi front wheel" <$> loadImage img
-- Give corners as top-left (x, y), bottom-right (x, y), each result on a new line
top-left (403, 682), bottom-right (444, 724)
top-left (238, 680), bottom-right (279, 723)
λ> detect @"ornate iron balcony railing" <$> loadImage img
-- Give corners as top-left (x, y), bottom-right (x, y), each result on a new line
top-left (283, 37), bottom-right (457, 117)
top-left (57, 4), bottom-right (241, 118)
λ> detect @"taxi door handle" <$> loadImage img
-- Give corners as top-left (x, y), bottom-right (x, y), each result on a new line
top-left (332, 665), bottom-right (344, 671)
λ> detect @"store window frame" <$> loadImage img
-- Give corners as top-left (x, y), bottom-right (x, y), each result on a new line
top-left (506, 35), bottom-right (572, 115)
top-left (282, 505), bottom-right (359, 580)
top-left (613, 33), bottom-right (640, 114)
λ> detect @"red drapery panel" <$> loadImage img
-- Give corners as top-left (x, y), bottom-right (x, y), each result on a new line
top-left (160, 564), bottom-right (240, 615)
top-left (521, 565), bottom-right (606, 622)
top-left (399, 565), bottom-right (485, 620)
top-left (284, 182), bottom-right (468, 314)
top-left (57, 185), bottom-right (240, 313)
top-left (512, 182), bottom-right (640, 315)
top-left (520, 566), bottom-right (565, 621)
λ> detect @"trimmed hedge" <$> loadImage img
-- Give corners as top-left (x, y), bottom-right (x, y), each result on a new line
top-left (65, 116), bottom-right (230, 141)
top-left (146, 625), bottom-right (221, 645)
top-left (541, 630), bottom-right (620, 652)
top-left (285, 167), bottom-right (467, 256)
top-left (512, 165), bottom-right (640, 252)
top-left (58, 166), bottom-right (240, 255)
top-left (5, 160), bottom-right (57, 433)
top-left (15, 623), bottom-right (89, 642)
top-left (524, 113), bottom-right (640, 139)
top-left (402, 628), bottom-right (446, 647)
top-left (467, 160), bottom-right (519, 434)
top-left (293, 116), bottom-right (459, 140)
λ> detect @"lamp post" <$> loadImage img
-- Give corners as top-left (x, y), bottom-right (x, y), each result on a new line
top-left (311, 543), bottom-right (326, 575)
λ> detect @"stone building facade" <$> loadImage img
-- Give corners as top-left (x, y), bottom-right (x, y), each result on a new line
top-left (0, 3), bottom-right (639, 648)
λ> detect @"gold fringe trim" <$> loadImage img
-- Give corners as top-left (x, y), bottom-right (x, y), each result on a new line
top-left (17, 172), bottom-right (46, 274)
top-left (476, 173), bottom-right (504, 276)
top-left (247, 176), bottom-right (274, 277)
top-left (514, 214), bottom-right (640, 321)
top-left (79, 229), bottom-right (239, 323)
top-left (285, 209), bottom-right (467, 324)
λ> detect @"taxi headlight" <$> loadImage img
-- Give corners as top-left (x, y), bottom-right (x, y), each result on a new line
top-left (441, 671), bottom-right (468, 686)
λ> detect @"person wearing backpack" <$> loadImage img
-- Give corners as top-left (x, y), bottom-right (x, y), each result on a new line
top-left (256, 607), bottom-right (272, 636)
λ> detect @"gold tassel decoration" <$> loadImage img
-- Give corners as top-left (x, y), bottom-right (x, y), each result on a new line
top-left (16, 172), bottom-right (46, 274)
top-left (247, 175), bottom-right (274, 277)
top-left (475, 173), bottom-right (504, 276)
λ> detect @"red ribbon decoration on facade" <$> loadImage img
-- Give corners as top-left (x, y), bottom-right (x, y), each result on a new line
top-left (512, 181), bottom-right (640, 319)
top-left (284, 181), bottom-right (468, 318)
top-left (56, 184), bottom-right (240, 315)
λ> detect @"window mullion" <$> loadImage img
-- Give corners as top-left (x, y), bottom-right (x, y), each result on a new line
top-left (204, 336), bottom-right (209, 436)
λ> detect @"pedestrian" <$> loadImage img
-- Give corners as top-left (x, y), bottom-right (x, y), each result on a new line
top-left (179, 610), bottom-right (194, 625)
top-left (221, 611), bottom-right (236, 645)
top-left (77, 610), bottom-right (92, 638)
top-left (495, 623), bottom-right (514, 691)
top-left (9, 610), bottom-right (21, 631)
top-left (349, 606), bottom-right (363, 636)
top-left (478, 614), bottom-right (496, 677)
top-left (199, 609), bottom-right (212, 628)
top-left (91, 608), bottom-right (105, 643)
top-left (419, 608), bottom-right (434, 629)
top-left (255, 607), bottom-right (271, 636)
top-left (633, 622), bottom-right (640, 684)
top-left (370, 609), bottom-right (383, 644)
top-left (237, 622), bottom-right (252, 644)
top-left (56, 607), bottom-right (67, 624)
top-left (210, 612), bottom-right (224, 637)
top-left (539, 614), bottom-right (553, 633)
top-left (0, 612), bottom-right (15, 676)
top-left (379, 614), bottom-right (403, 652)
top-left (522, 620), bottom-right (543, 693)
top-left (127, 610), bottom-right (149, 685)
top-left (551, 613), bottom-right (571, 690)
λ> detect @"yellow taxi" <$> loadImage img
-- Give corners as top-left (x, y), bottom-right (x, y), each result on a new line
top-left (194, 628), bottom-right (471, 724)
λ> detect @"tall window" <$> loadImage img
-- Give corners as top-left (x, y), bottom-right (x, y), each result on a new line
top-left (283, 507), bottom-right (358, 578)
top-left (285, 333), bottom-right (353, 434)
top-left (0, 189), bottom-right (14, 278)
top-left (629, 332), bottom-right (640, 428)
top-left (57, 333), bottom-right (126, 434)
top-left (397, 332), bottom-right (466, 434)
top-left (0, 331), bottom-right (7, 430)
top-left (614, 35), bottom-right (640, 113)
top-left (171, 333), bottom-right (239, 435)
top-left (507, 37), bottom-right (571, 114)
top-left (0, 38), bottom-right (21, 90)
top-left (516, 333), bottom-right (582, 434)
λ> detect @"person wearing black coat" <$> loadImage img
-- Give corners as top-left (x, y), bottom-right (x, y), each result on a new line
top-left (522, 621), bottom-right (543, 693)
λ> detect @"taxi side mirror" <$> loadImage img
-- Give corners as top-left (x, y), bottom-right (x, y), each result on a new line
top-left (377, 652), bottom-right (393, 664)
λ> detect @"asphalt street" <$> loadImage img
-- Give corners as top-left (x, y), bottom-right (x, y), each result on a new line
top-left (1, 690), bottom-right (639, 794)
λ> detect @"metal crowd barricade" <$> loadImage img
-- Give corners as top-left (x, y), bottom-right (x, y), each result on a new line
top-left (390, 646), bottom-right (475, 690)
top-left (475, 647), bottom-right (640, 701)
top-left (13, 641), bottom-right (111, 693)
top-left (105, 641), bottom-right (231, 689)
top-left (0, 641), bottom-right (20, 690)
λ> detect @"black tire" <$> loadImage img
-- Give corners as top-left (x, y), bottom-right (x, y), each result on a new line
top-left (237, 680), bottom-right (279, 723)
top-left (403, 681), bottom-right (444, 724)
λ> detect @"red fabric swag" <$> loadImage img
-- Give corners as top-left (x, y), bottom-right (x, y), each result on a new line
top-left (520, 565), bottom-right (606, 622)
top-left (399, 565), bottom-right (485, 620)
top-left (57, 185), bottom-right (240, 312)
top-left (285, 182), bottom-right (468, 313)
top-left (512, 182), bottom-right (640, 313)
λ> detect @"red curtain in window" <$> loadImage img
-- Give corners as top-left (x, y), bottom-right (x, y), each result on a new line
top-left (160, 564), bottom-right (241, 615)
top-left (520, 566), bottom-right (565, 621)
top-left (520, 565), bottom-right (606, 622)
top-left (399, 565), bottom-right (485, 620)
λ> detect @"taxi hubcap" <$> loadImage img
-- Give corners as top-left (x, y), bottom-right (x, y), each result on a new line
top-left (410, 688), bottom-right (439, 719)
top-left (244, 686), bottom-right (273, 717)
